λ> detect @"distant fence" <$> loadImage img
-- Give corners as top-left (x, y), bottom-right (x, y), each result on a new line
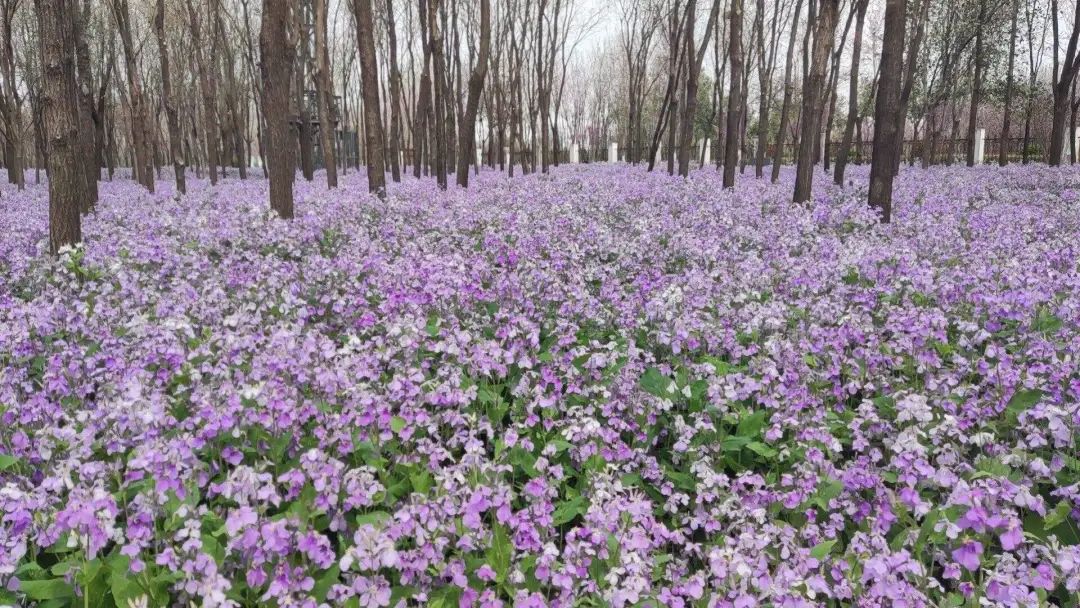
top-left (389, 134), bottom-right (1057, 171)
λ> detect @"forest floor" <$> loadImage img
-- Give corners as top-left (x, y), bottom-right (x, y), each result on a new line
top-left (1, 164), bottom-right (1079, 607)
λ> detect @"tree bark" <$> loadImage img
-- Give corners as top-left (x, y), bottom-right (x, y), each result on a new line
top-left (385, 0), bottom-right (403, 182)
top-left (155, 0), bottom-right (186, 195)
top-left (792, 0), bottom-right (839, 204)
top-left (722, 0), bottom-right (744, 188)
top-left (314, 0), bottom-right (338, 187)
top-left (868, 0), bottom-right (906, 223)
top-left (678, 0), bottom-right (723, 177)
top-left (834, 0), bottom-right (867, 185)
top-left (999, 0), bottom-right (1019, 166)
top-left (428, 0), bottom-right (448, 189)
top-left (355, 0), bottom-right (388, 194)
top-left (35, 0), bottom-right (83, 253)
top-left (110, 0), bottom-right (155, 192)
top-left (456, 0), bottom-right (490, 187)
top-left (771, 0), bottom-right (802, 183)
top-left (260, 0), bottom-right (297, 217)
top-left (965, 0), bottom-right (986, 167)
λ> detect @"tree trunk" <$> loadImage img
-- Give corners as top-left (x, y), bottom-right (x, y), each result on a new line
top-left (678, 0), bottom-right (723, 177)
top-left (834, 0), bottom-right (867, 185)
top-left (110, 0), bottom-right (155, 192)
top-left (314, 0), bottom-right (338, 188)
top-left (770, 0), bottom-right (802, 182)
top-left (456, 0), bottom-right (490, 187)
top-left (965, 0), bottom-right (985, 167)
top-left (868, 0), bottom-right (906, 223)
top-left (999, 0), bottom-right (1019, 166)
top-left (792, 0), bottom-right (839, 204)
top-left (71, 0), bottom-right (97, 205)
top-left (35, 0), bottom-right (83, 253)
top-left (296, 7), bottom-right (315, 183)
top-left (155, 0), bottom-right (186, 195)
top-left (187, 0), bottom-right (220, 185)
top-left (428, 0), bottom-right (448, 189)
top-left (722, 0), bottom-right (744, 188)
top-left (355, 0), bottom-right (387, 195)
top-left (385, 0), bottom-right (403, 182)
top-left (260, 0), bottom-right (297, 217)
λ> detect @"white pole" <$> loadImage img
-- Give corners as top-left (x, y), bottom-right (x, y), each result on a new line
top-left (974, 128), bottom-right (986, 164)
top-left (570, 142), bottom-right (579, 163)
top-left (702, 138), bottom-right (711, 165)
top-left (608, 142), bottom-right (618, 163)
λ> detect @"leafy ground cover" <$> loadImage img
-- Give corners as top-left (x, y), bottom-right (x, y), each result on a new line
top-left (1, 165), bottom-right (1079, 607)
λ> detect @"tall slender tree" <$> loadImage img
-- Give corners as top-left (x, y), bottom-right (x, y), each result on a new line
top-left (355, 0), bottom-right (387, 194)
top-left (314, 0), bottom-right (338, 188)
top-left (868, 0), bottom-right (906, 223)
top-left (260, 0), bottom-right (297, 217)
top-left (834, 0), bottom-right (868, 185)
top-left (792, 0), bottom-right (839, 204)
top-left (456, 0), bottom-right (491, 187)
top-left (722, 0), bottom-right (743, 188)
top-left (771, 0), bottom-right (802, 183)
top-left (155, 0), bottom-right (186, 195)
top-left (109, 0), bottom-right (155, 192)
top-left (35, 0), bottom-right (83, 252)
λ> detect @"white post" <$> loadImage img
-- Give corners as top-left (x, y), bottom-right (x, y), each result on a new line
top-left (475, 147), bottom-right (482, 167)
top-left (608, 142), bottom-right (618, 163)
top-left (701, 138), bottom-right (711, 165)
top-left (973, 128), bottom-right (986, 164)
top-left (399, 151), bottom-right (405, 171)
top-left (569, 142), bottom-right (580, 163)
top-left (503, 147), bottom-right (511, 167)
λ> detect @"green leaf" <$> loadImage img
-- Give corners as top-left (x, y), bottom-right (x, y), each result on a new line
top-left (736, 410), bottom-right (767, 439)
top-left (552, 495), bottom-right (587, 525)
top-left (313, 565), bottom-right (340, 602)
top-left (509, 447), bottom-right (540, 477)
top-left (1006, 389), bottom-right (1044, 423)
top-left (1045, 501), bottom-right (1072, 530)
top-left (488, 522), bottom-right (512, 583)
top-left (0, 454), bottom-right (20, 471)
top-left (639, 367), bottom-right (675, 398)
top-left (810, 539), bottom-right (837, 560)
top-left (18, 578), bottom-right (74, 601)
top-left (814, 478), bottom-right (845, 509)
top-left (390, 416), bottom-right (407, 434)
top-left (355, 511), bottom-right (392, 527)
top-left (746, 441), bottom-right (778, 459)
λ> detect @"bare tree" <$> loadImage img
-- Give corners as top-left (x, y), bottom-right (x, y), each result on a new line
top-left (999, 0), bottom-right (1019, 166)
top-left (869, 0), bottom-right (906, 223)
top-left (384, 0), bottom-right (403, 182)
top-left (771, 0), bottom-right (802, 183)
top-left (314, 0), bottom-right (338, 187)
top-left (355, 0), bottom-right (387, 194)
top-left (1049, 0), bottom-right (1080, 165)
top-left (722, 0), bottom-right (743, 188)
top-left (260, 0), bottom-right (297, 217)
top-left (35, 0), bottom-right (83, 252)
top-left (678, 0), bottom-right (722, 177)
top-left (792, 0), bottom-right (839, 203)
top-left (834, 0), bottom-right (868, 184)
top-left (109, 0), bottom-right (155, 192)
top-left (456, 0), bottom-right (490, 187)
top-left (155, 0), bottom-right (186, 195)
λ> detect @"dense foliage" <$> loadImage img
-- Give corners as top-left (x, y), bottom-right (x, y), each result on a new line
top-left (1, 165), bottom-right (1079, 607)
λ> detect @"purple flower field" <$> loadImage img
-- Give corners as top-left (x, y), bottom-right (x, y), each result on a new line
top-left (1, 165), bottom-right (1079, 607)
